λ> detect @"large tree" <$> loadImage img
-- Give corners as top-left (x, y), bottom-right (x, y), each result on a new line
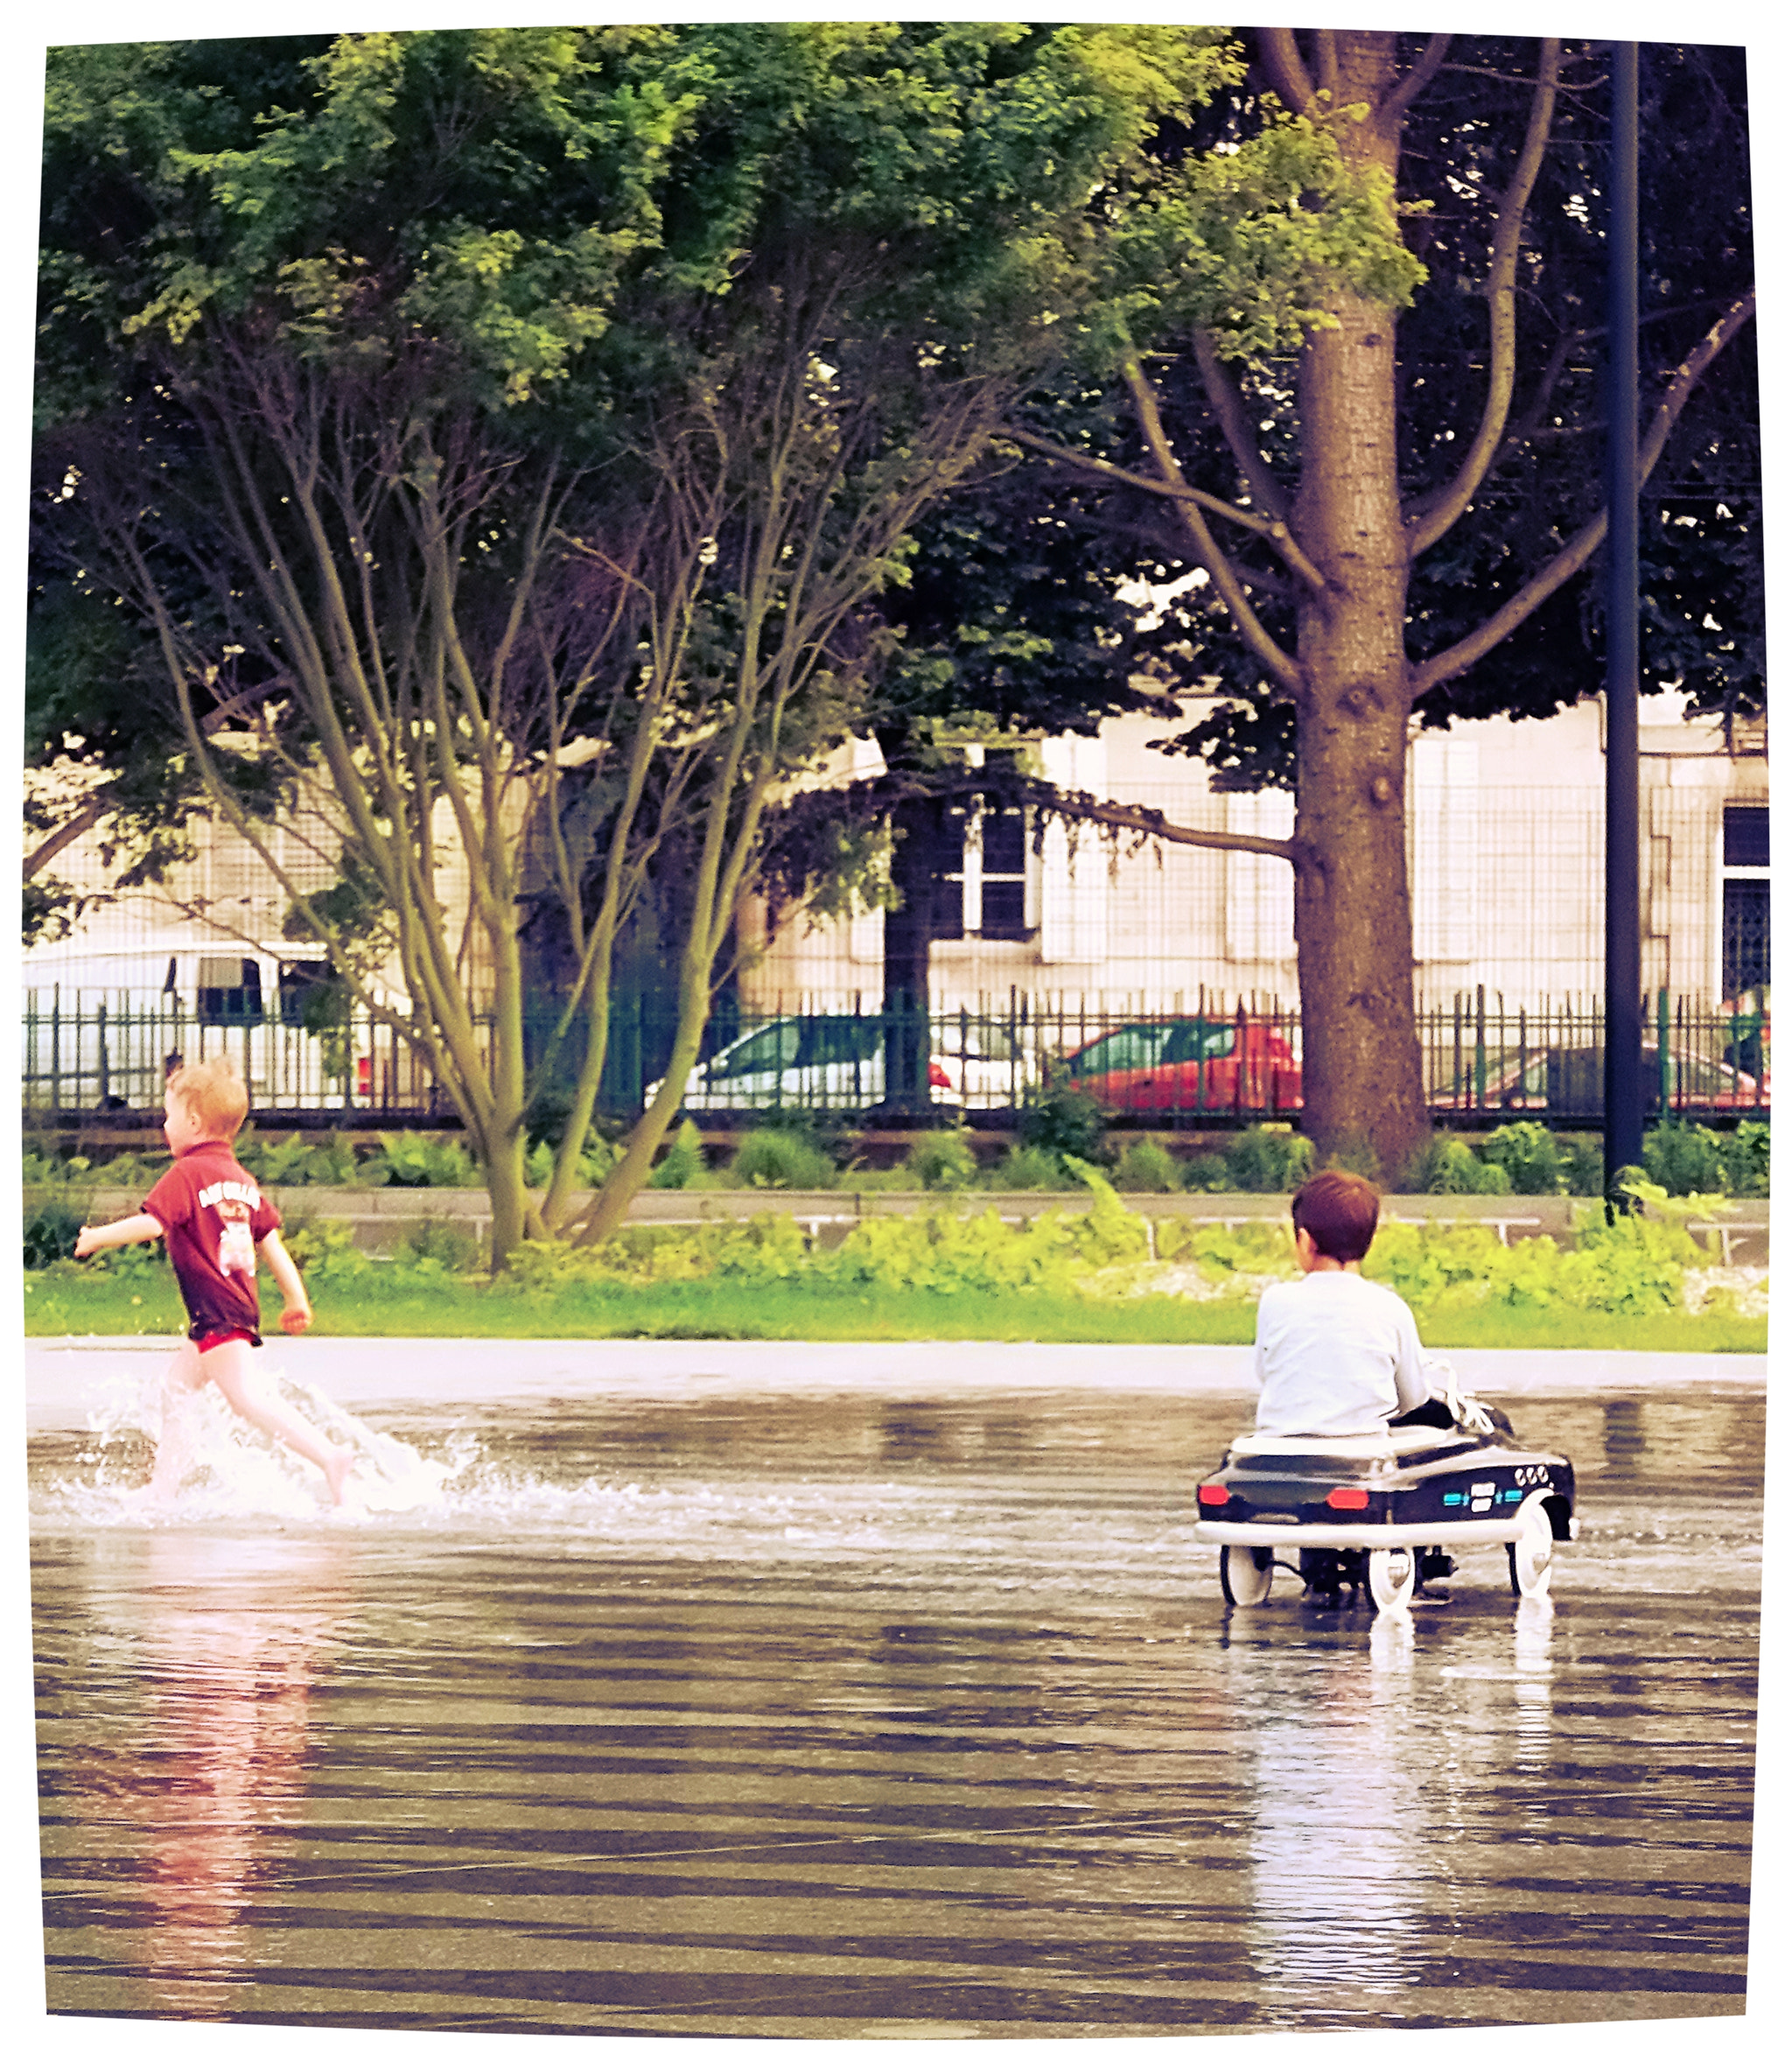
top-left (34, 24), bottom-right (1236, 1258)
top-left (1004, 30), bottom-right (1756, 1178)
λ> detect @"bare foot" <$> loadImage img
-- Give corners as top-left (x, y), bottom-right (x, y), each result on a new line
top-left (322, 1446), bottom-right (355, 1507)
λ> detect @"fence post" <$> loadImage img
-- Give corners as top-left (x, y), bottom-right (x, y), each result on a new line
top-left (1234, 999), bottom-right (1247, 1117)
top-left (1451, 992), bottom-right (1462, 1110)
top-left (1657, 985), bottom-right (1672, 1118)
top-left (51, 985), bottom-right (61, 1116)
top-left (1474, 984), bottom-right (1487, 1109)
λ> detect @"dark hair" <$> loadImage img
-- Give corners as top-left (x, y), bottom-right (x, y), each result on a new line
top-left (1291, 1169), bottom-right (1381, 1263)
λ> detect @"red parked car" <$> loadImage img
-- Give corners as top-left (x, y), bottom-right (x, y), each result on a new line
top-left (1064, 1017), bottom-right (1302, 1116)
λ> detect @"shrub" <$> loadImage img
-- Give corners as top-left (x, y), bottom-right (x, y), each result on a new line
top-left (1557, 1136), bottom-right (1606, 1196)
top-left (1320, 1132), bottom-right (1381, 1181)
top-left (24, 1195), bottom-right (86, 1268)
top-left (903, 1128), bottom-right (980, 1191)
top-left (987, 1143), bottom-right (1079, 1190)
top-left (398, 1216), bottom-right (483, 1272)
top-left (365, 1132), bottom-right (481, 1188)
top-left (238, 1132), bottom-right (331, 1186)
top-left (1720, 1121), bottom-right (1770, 1196)
top-left (1111, 1138), bottom-right (1181, 1193)
top-left (1224, 1125), bottom-right (1314, 1194)
top-left (1480, 1121), bottom-right (1565, 1195)
top-left (1018, 1083), bottom-right (1109, 1166)
top-left (1410, 1135), bottom-right (1511, 1195)
top-left (1642, 1120), bottom-right (1729, 1196)
top-left (282, 1214), bottom-right (372, 1281)
top-left (727, 1127), bottom-right (836, 1189)
top-left (580, 1132), bottom-right (624, 1185)
top-left (1180, 1152), bottom-right (1233, 1193)
top-left (650, 1119), bottom-right (708, 1189)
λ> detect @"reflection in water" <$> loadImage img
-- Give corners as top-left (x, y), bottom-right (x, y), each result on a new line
top-left (1600, 1397), bottom-right (1648, 1480)
top-left (32, 1382), bottom-right (1759, 2036)
top-left (1231, 1616), bottom-right (1422, 2011)
top-left (113, 1534), bottom-right (354, 2016)
top-left (1511, 1595), bottom-right (1556, 1781)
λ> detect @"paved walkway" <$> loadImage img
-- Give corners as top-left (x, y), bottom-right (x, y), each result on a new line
top-left (24, 1335), bottom-right (1768, 1431)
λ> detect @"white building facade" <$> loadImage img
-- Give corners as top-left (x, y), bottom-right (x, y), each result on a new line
top-left (738, 691), bottom-right (1769, 1019)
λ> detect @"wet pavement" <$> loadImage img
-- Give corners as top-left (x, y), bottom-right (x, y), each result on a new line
top-left (29, 1340), bottom-right (1764, 2036)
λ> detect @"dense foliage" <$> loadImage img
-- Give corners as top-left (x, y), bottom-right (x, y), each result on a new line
top-left (33, 25), bottom-right (1236, 1259)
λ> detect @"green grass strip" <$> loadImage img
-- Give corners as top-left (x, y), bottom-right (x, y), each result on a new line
top-left (24, 1267), bottom-right (1766, 1354)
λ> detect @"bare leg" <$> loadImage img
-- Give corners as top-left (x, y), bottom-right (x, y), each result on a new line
top-left (198, 1339), bottom-right (354, 1505)
top-left (147, 1337), bottom-right (208, 1497)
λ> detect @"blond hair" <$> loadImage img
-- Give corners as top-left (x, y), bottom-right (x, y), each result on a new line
top-left (166, 1057), bottom-right (249, 1140)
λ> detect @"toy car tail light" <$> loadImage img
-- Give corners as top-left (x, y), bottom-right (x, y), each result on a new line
top-left (928, 1061), bottom-right (952, 1089)
top-left (1326, 1486), bottom-right (1370, 1511)
top-left (1197, 1482), bottom-right (1230, 1506)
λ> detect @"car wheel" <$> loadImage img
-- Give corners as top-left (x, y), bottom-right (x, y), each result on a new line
top-left (1220, 1545), bottom-right (1274, 1606)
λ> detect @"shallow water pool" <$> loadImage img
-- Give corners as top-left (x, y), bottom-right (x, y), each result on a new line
top-left (31, 1343), bottom-right (1761, 2036)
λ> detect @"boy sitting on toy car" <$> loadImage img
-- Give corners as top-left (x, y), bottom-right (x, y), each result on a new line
top-left (1252, 1169), bottom-right (1432, 1436)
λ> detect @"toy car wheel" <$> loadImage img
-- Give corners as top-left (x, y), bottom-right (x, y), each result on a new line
top-left (1220, 1545), bottom-right (1274, 1606)
top-left (1367, 1546), bottom-right (1416, 1613)
top-left (1508, 1497), bottom-right (1556, 1599)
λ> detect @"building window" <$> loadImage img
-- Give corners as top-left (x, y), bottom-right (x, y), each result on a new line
top-left (932, 797), bottom-right (1032, 943)
top-left (979, 803), bottom-right (1029, 940)
top-left (932, 803), bottom-right (968, 941)
top-left (1720, 804), bottom-right (1768, 999)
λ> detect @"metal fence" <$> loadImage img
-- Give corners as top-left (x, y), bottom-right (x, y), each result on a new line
top-left (23, 985), bottom-right (1769, 1127)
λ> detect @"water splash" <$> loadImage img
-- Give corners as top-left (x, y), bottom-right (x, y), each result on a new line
top-left (35, 1363), bottom-right (461, 1529)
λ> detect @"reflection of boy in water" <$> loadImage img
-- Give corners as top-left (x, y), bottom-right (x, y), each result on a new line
top-left (74, 1058), bottom-right (354, 1505)
top-left (1251, 1171), bottom-right (1432, 1437)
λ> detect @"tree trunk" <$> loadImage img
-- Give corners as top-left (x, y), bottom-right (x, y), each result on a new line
top-left (881, 795), bottom-right (938, 1113)
top-left (1288, 32), bottom-right (1431, 1182)
top-left (482, 1125), bottom-right (534, 1266)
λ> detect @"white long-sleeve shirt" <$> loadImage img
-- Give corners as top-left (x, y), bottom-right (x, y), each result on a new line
top-left (1250, 1271), bottom-right (1431, 1436)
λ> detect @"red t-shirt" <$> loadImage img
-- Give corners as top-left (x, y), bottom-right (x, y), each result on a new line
top-left (143, 1140), bottom-right (282, 1344)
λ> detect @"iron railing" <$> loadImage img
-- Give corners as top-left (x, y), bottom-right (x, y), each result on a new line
top-left (23, 985), bottom-right (1770, 1127)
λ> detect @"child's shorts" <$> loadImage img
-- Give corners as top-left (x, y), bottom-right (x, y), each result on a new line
top-left (194, 1326), bottom-right (262, 1353)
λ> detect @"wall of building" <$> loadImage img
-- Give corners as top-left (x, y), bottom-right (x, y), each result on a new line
top-left (26, 691), bottom-right (1768, 1022)
top-left (740, 691), bottom-right (1769, 1017)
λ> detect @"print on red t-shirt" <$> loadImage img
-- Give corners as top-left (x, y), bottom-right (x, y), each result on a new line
top-left (143, 1140), bottom-right (283, 1345)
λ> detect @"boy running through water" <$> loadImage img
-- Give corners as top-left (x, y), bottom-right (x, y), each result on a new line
top-left (75, 1058), bottom-right (354, 1505)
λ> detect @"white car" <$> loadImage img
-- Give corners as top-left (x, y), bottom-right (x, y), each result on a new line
top-left (657, 1013), bottom-right (1034, 1112)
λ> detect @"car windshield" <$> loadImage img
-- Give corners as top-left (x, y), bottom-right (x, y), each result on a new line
top-left (1163, 1020), bottom-right (1236, 1063)
top-left (1069, 1020), bottom-right (1242, 1074)
top-left (710, 1021), bottom-right (802, 1079)
top-left (938, 1020), bottom-right (1018, 1063)
top-left (1068, 1025), bottom-right (1171, 1075)
top-left (796, 1017), bottom-right (883, 1067)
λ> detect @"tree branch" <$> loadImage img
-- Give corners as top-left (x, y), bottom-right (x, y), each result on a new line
top-left (1009, 422), bottom-right (1327, 592)
top-left (1409, 288), bottom-right (1757, 694)
top-left (1192, 332), bottom-right (1292, 522)
top-left (1406, 39), bottom-right (1560, 556)
top-left (1313, 32), bottom-right (1340, 104)
top-left (23, 676), bottom-right (290, 880)
top-left (1119, 354), bottom-right (1308, 696)
top-left (1032, 785), bottom-right (1306, 873)
top-left (1380, 35), bottom-right (1452, 127)
top-left (1258, 27), bottom-right (1319, 115)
